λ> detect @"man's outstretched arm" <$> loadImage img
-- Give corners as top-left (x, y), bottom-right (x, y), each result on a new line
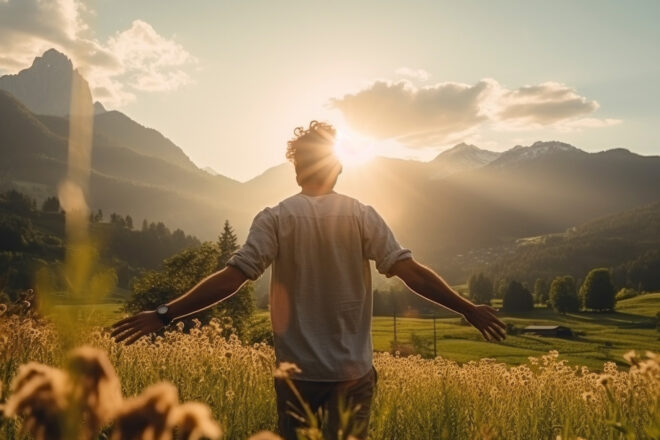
top-left (111, 266), bottom-right (248, 345)
top-left (389, 258), bottom-right (506, 341)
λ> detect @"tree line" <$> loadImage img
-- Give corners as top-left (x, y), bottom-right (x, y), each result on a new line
top-left (467, 267), bottom-right (623, 313)
top-left (0, 190), bottom-right (200, 299)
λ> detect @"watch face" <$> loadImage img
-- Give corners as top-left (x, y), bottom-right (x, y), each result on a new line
top-left (157, 305), bottom-right (169, 315)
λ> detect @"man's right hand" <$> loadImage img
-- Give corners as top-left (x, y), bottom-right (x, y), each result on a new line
top-left (111, 310), bottom-right (165, 345)
top-left (463, 304), bottom-right (507, 342)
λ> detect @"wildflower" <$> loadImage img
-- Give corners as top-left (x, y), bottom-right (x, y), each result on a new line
top-left (273, 362), bottom-right (302, 379)
top-left (170, 401), bottom-right (222, 440)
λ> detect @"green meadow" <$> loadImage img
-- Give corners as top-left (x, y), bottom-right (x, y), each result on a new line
top-left (78, 293), bottom-right (660, 372)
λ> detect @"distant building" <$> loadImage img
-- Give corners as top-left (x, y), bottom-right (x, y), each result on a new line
top-left (522, 325), bottom-right (573, 337)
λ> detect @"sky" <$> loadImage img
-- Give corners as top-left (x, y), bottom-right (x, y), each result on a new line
top-left (1, 0), bottom-right (659, 181)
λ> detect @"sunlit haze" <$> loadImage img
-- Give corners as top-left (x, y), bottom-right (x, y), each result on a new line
top-left (334, 130), bottom-right (377, 167)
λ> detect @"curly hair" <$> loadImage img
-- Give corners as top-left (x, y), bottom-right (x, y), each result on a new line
top-left (286, 121), bottom-right (341, 186)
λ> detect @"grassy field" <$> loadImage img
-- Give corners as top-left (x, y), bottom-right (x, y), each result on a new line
top-left (55, 293), bottom-right (660, 371)
top-left (372, 293), bottom-right (660, 370)
top-left (3, 310), bottom-right (660, 440)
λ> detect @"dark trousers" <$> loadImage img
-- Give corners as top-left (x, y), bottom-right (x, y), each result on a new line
top-left (274, 366), bottom-right (378, 440)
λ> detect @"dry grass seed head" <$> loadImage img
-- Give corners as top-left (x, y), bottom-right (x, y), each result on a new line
top-left (66, 346), bottom-right (123, 434)
top-left (170, 401), bottom-right (222, 440)
top-left (247, 431), bottom-right (283, 440)
top-left (273, 362), bottom-right (302, 379)
top-left (111, 382), bottom-right (179, 440)
top-left (4, 363), bottom-right (69, 440)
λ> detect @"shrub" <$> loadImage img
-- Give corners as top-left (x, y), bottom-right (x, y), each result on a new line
top-left (615, 287), bottom-right (640, 301)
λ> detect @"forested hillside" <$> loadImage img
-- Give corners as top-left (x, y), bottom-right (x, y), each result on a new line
top-left (480, 202), bottom-right (660, 290)
top-left (0, 190), bottom-right (200, 302)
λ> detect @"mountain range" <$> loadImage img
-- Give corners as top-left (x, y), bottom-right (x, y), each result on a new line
top-left (1, 49), bottom-right (659, 282)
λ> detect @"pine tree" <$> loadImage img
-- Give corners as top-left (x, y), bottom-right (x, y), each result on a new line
top-left (217, 220), bottom-right (238, 268)
top-left (216, 219), bottom-right (254, 337)
top-left (41, 196), bottom-right (60, 212)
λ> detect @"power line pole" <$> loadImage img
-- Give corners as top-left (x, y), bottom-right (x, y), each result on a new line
top-left (393, 308), bottom-right (397, 352)
top-left (433, 314), bottom-right (437, 358)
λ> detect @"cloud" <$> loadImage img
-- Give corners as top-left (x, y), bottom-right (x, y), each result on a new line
top-left (395, 67), bottom-right (430, 81)
top-left (496, 81), bottom-right (598, 126)
top-left (330, 79), bottom-right (494, 147)
top-left (105, 20), bottom-right (194, 92)
top-left (331, 78), bottom-right (615, 147)
top-left (0, 0), bottom-right (195, 107)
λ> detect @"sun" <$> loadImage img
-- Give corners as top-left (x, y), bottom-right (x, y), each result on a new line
top-left (333, 131), bottom-right (376, 167)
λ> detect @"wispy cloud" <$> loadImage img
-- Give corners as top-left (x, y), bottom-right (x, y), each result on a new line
top-left (395, 67), bottom-right (430, 81)
top-left (331, 78), bottom-right (618, 147)
top-left (0, 0), bottom-right (196, 107)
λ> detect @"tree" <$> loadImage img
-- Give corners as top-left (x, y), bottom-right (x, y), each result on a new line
top-left (495, 278), bottom-right (509, 299)
top-left (127, 220), bottom-right (256, 339)
top-left (533, 278), bottom-right (549, 304)
top-left (549, 276), bottom-right (580, 313)
top-left (41, 196), bottom-right (60, 213)
top-left (217, 220), bottom-right (238, 268)
top-left (125, 215), bottom-right (133, 230)
top-left (468, 273), bottom-right (493, 305)
top-left (502, 280), bottom-right (534, 313)
top-left (580, 268), bottom-right (616, 312)
top-left (0, 190), bottom-right (35, 214)
top-left (216, 220), bottom-right (254, 337)
top-left (127, 239), bottom-right (253, 338)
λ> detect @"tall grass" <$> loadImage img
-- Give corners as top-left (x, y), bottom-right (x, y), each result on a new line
top-left (1, 314), bottom-right (659, 439)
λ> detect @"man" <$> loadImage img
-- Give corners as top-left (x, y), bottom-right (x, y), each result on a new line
top-left (112, 121), bottom-right (506, 439)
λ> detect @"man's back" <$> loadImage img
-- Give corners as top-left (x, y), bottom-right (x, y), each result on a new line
top-left (228, 191), bottom-right (411, 381)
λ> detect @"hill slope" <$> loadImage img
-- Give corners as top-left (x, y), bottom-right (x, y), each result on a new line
top-left (480, 202), bottom-right (660, 289)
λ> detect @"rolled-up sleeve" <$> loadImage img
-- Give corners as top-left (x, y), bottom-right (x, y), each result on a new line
top-left (226, 208), bottom-right (278, 280)
top-left (361, 205), bottom-right (412, 276)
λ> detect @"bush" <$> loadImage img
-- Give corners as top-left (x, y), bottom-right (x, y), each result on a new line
top-left (615, 287), bottom-right (640, 301)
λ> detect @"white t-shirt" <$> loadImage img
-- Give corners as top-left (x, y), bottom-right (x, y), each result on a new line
top-left (227, 191), bottom-right (411, 381)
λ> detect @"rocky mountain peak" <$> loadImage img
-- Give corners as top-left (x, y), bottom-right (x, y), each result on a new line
top-left (490, 140), bottom-right (584, 168)
top-left (32, 48), bottom-right (73, 71)
top-left (429, 143), bottom-right (500, 179)
top-left (0, 48), bottom-right (92, 117)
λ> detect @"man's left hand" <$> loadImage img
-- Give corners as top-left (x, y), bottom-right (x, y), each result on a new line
top-left (463, 304), bottom-right (507, 342)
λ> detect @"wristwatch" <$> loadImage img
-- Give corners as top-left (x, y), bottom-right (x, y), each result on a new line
top-left (155, 304), bottom-right (173, 325)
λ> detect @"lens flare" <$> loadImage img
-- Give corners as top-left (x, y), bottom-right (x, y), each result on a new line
top-left (333, 131), bottom-right (376, 167)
